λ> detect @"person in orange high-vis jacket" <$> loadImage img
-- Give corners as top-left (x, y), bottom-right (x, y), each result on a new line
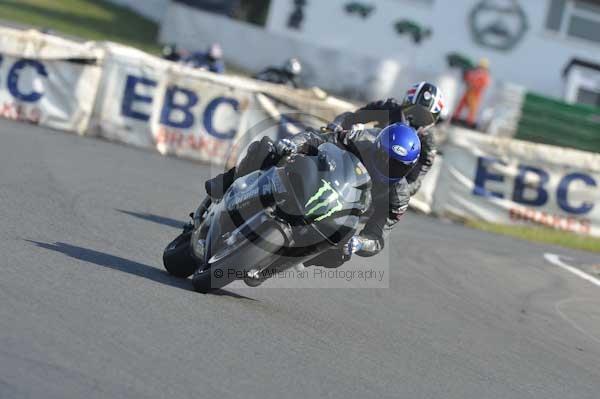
top-left (453, 58), bottom-right (490, 128)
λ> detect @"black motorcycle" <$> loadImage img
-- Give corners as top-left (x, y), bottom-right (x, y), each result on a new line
top-left (163, 142), bottom-right (372, 292)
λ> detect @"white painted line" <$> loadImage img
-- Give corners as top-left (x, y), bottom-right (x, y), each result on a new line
top-left (544, 253), bottom-right (600, 288)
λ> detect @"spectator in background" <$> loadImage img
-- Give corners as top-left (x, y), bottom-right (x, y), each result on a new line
top-left (183, 43), bottom-right (225, 74)
top-left (161, 43), bottom-right (181, 62)
top-left (255, 58), bottom-right (303, 88)
top-left (452, 58), bottom-right (491, 129)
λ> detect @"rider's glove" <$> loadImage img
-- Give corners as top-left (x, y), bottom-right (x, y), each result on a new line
top-left (341, 123), bottom-right (365, 145)
top-left (343, 236), bottom-right (364, 257)
top-left (349, 123), bottom-right (365, 136)
top-left (275, 138), bottom-right (298, 156)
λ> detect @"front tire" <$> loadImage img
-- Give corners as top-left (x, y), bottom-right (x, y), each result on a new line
top-left (163, 230), bottom-right (197, 278)
top-left (192, 267), bottom-right (234, 293)
top-left (192, 224), bottom-right (287, 293)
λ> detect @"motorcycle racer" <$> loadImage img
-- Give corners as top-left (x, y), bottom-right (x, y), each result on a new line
top-left (205, 123), bottom-right (421, 267)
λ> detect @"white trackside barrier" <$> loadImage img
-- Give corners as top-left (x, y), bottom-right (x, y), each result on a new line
top-left (0, 28), bottom-right (103, 134)
top-left (432, 128), bottom-right (600, 237)
top-left (408, 155), bottom-right (443, 215)
top-left (90, 42), bottom-right (170, 148)
top-left (93, 42), bottom-right (354, 165)
top-left (0, 27), bottom-right (354, 165)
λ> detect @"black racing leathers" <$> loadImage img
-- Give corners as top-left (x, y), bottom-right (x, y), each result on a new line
top-left (287, 127), bottom-right (410, 257)
top-left (332, 97), bottom-right (437, 196)
top-left (405, 131), bottom-right (435, 196)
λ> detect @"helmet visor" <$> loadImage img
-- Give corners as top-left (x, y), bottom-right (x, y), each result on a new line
top-left (374, 148), bottom-right (416, 180)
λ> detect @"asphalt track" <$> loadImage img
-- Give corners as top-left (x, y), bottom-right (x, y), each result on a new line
top-left (1, 119), bottom-right (600, 399)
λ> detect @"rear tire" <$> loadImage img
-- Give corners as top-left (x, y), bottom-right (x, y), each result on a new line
top-left (163, 230), bottom-right (197, 278)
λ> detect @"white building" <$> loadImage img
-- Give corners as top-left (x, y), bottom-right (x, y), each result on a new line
top-left (265, 0), bottom-right (600, 103)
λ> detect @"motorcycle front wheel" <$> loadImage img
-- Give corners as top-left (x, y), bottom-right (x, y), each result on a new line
top-left (163, 230), bottom-right (197, 278)
top-left (192, 225), bottom-right (287, 292)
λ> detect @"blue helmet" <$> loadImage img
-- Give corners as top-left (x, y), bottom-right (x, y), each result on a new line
top-left (368, 123), bottom-right (421, 184)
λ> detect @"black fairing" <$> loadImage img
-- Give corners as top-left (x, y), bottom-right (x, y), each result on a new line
top-left (280, 143), bottom-right (371, 244)
top-left (203, 142), bottom-right (372, 266)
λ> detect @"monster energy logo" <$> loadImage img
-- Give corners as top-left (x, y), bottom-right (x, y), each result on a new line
top-left (305, 180), bottom-right (343, 222)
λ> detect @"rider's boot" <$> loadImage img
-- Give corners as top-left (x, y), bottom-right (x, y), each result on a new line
top-left (196, 196), bottom-right (212, 218)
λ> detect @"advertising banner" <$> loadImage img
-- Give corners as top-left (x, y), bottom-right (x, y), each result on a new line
top-left (0, 28), bottom-right (102, 134)
top-left (433, 128), bottom-right (600, 236)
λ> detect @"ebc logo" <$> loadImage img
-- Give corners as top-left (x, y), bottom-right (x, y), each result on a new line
top-left (2, 59), bottom-right (49, 102)
top-left (121, 75), bottom-right (241, 140)
top-left (473, 156), bottom-right (597, 215)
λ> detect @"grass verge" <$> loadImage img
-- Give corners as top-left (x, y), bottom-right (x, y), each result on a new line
top-left (465, 220), bottom-right (600, 254)
top-left (0, 0), bottom-right (160, 53)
